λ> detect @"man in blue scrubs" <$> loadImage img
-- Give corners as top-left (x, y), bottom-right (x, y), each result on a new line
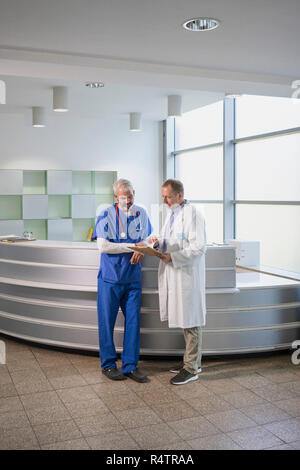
top-left (93, 179), bottom-right (152, 382)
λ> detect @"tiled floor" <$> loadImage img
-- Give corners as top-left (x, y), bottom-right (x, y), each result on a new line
top-left (1, 334), bottom-right (300, 450)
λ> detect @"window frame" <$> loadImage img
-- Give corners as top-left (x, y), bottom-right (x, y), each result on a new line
top-left (164, 98), bottom-right (300, 247)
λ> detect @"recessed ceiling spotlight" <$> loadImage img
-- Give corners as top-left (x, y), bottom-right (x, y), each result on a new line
top-left (85, 82), bottom-right (105, 88)
top-left (182, 17), bottom-right (220, 31)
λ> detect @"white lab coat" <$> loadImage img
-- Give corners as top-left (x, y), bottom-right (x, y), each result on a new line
top-left (158, 202), bottom-right (207, 329)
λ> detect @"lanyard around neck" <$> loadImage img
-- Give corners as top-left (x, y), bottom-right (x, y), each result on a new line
top-left (115, 203), bottom-right (135, 238)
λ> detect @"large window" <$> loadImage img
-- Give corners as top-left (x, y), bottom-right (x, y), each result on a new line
top-left (174, 101), bottom-right (224, 243)
top-left (175, 101), bottom-right (223, 150)
top-left (171, 94), bottom-right (300, 273)
top-left (236, 134), bottom-right (300, 200)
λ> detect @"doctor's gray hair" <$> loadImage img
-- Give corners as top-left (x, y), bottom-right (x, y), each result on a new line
top-left (113, 179), bottom-right (134, 194)
top-left (162, 179), bottom-right (184, 195)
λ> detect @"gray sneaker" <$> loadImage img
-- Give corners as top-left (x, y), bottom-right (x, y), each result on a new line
top-left (170, 368), bottom-right (199, 385)
top-left (170, 363), bottom-right (202, 374)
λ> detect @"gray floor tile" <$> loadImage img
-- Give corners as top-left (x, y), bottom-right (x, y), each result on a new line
top-left (147, 441), bottom-right (193, 450)
top-left (220, 389), bottom-right (268, 408)
top-left (128, 422), bottom-right (182, 449)
top-left (87, 430), bottom-right (140, 450)
top-left (114, 406), bottom-right (163, 429)
top-left (252, 383), bottom-right (299, 402)
top-left (137, 387), bottom-right (184, 406)
top-left (231, 372), bottom-right (273, 389)
top-left (6, 350), bottom-right (35, 361)
top-left (0, 383), bottom-right (18, 398)
top-left (202, 378), bottom-right (245, 394)
top-left (33, 419), bottom-right (82, 445)
top-left (150, 400), bottom-right (199, 422)
top-left (279, 381), bottom-right (300, 396)
top-left (168, 416), bottom-right (219, 441)
top-left (15, 378), bottom-right (54, 395)
top-left (0, 369), bottom-right (12, 385)
top-left (100, 390), bottom-right (146, 412)
top-left (41, 438), bottom-right (90, 450)
top-left (41, 364), bottom-right (80, 379)
top-left (0, 396), bottom-right (23, 414)
top-left (227, 425), bottom-right (284, 450)
top-left (171, 382), bottom-right (211, 400)
top-left (64, 397), bottom-right (109, 419)
top-left (265, 444), bottom-right (294, 450)
top-left (239, 403), bottom-right (291, 425)
top-left (0, 410), bottom-right (30, 430)
top-left (26, 404), bottom-right (72, 426)
top-left (92, 381), bottom-right (130, 395)
top-left (205, 409), bottom-right (257, 432)
top-left (186, 392), bottom-right (235, 415)
top-left (289, 439), bottom-right (300, 449)
top-left (74, 411), bottom-right (123, 437)
top-left (57, 385), bottom-right (99, 404)
top-left (0, 424), bottom-right (40, 450)
top-left (7, 358), bottom-right (41, 372)
top-left (49, 374), bottom-right (87, 390)
top-left (257, 368), bottom-right (299, 384)
top-left (274, 397), bottom-right (300, 417)
top-left (79, 371), bottom-right (107, 385)
top-left (264, 418), bottom-right (300, 442)
top-left (188, 433), bottom-right (242, 450)
top-left (20, 390), bottom-right (62, 410)
top-left (10, 368), bottom-right (47, 383)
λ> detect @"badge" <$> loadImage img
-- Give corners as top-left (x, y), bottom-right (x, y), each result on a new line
top-left (120, 232), bottom-right (126, 238)
top-left (176, 233), bottom-right (185, 240)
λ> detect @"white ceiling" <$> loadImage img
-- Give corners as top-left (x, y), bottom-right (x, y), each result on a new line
top-left (0, 0), bottom-right (300, 77)
top-left (0, 0), bottom-right (299, 108)
top-left (0, 75), bottom-right (224, 120)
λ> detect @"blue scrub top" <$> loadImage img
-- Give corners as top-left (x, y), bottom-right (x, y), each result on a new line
top-left (93, 203), bottom-right (153, 284)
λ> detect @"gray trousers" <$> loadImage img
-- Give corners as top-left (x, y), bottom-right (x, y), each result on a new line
top-left (183, 327), bottom-right (202, 375)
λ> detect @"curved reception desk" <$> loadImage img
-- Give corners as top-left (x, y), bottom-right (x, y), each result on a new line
top-left (0, 240), bottom-right (299, 355)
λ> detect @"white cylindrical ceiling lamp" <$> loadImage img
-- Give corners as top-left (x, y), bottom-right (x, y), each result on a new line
top-left (129, 112), bottom-right (142, 131)
top-left (168, 95), bottom-right (182, 117)
top-left (0, 80), bottom-right (6, 104)
top-left (32, 107), bottom-right (46, 127)
top-left (53, 86), bottom-right (68, 112)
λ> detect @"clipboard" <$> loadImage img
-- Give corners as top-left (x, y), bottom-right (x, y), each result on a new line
top-left (128, 245), bottom-right (161, 257)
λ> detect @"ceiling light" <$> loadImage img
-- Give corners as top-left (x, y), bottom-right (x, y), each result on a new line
top-left (53, 86), bottom-right (68, 112)
top-left (0, 80), bottom-right (6, 104)
top-left (182, 17), bottom-right (220, 31)
top-left (129, 112), bottom-right (142, 131)
top-left (32, 107), bottom-right (46, 127)
top-left (85, 82), bottom-right (104, 88)
top-left (168, 95), bottom-right (182, 117)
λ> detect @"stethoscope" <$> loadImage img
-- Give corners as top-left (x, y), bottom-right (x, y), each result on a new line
top-left (115, 203), bottom-right (138, 239)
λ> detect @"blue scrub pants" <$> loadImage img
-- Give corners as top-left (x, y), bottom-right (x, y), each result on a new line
top-left (97, 278), bottom-right (142, 374)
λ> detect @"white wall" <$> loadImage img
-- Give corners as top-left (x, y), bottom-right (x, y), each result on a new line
top-left (0, 110), bottom-right (163, 230)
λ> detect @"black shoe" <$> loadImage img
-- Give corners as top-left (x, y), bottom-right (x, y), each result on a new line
top-left (170, 368), bottom-right (199, 385)
top-left (102, 367), bottom-right (126, 381)
top-left (124, 368), bottom-right (148, 383)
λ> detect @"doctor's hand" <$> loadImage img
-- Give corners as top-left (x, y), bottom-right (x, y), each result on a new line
top-left (147, 236), bottom-right (159, 248)
top-left (160, 253), bottom-right (172, 264)
top-left (130, 252), bottom-right (144, 264)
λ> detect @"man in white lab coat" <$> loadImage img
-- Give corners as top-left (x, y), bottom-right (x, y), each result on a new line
top-left (150, 179), bottom-right (207, 385)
